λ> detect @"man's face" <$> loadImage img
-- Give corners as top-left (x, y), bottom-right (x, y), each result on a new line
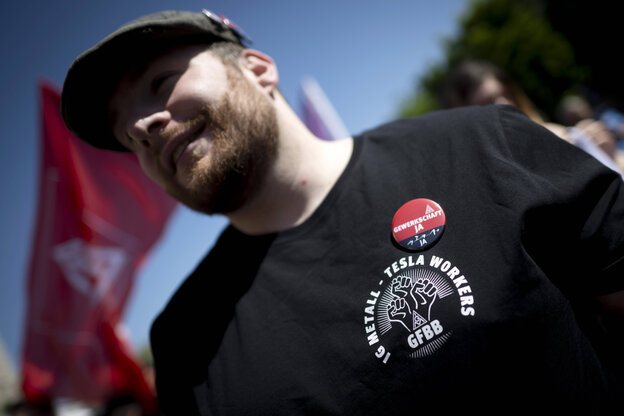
top-left (109, 44), bottom-right (278, 214)
top-left (468, 76), bottom-right (516, 107)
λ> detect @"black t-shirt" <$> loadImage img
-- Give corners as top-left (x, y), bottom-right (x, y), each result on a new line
top-left (151, 105), bottom-right (624, 415)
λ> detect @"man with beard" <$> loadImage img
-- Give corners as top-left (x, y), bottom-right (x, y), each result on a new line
top-left (62, 9), bottom-right (624, 416)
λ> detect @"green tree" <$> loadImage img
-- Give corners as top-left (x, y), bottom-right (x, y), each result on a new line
top-left (400, 0), bottom-right (589, 119)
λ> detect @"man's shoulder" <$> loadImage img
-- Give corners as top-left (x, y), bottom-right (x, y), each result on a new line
top-left (352, 105), bottom-right (529, 159)
top-left (151, 225), bottom-right (275, 335)
top-left (150, 227), bottom-right (234, 333)
top-left (358, 105), bottom-right (526, 141)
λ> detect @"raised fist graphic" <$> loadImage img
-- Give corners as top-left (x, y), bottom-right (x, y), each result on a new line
top-left (387, 276), bottom-right (438, 332)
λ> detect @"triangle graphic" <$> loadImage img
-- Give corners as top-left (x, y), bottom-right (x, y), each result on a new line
top-left (412, 310), bottom-right (427, 330)
top-left (52, 238), bottom-right (127, 300)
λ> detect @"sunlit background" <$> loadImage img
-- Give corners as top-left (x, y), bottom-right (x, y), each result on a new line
top-left (1, 0), bottom-right (621, 413)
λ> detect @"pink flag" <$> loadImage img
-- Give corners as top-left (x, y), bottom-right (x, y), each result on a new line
top-left (21, 82), bottom-right (177, 409)
top-left (300, 77), bottom-right (349, 141)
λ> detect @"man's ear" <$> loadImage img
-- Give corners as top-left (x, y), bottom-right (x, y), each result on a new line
top-left (240, 49), bottom-right (279, 94)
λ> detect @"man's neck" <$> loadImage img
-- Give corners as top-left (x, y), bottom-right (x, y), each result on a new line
top-left (226, 98), bottom-right (353, 235)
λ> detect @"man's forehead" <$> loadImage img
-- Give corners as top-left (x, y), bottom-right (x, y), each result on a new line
top-left (124, 43), bottom-right (211, 84)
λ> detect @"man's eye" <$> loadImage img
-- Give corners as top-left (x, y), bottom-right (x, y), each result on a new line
top-left (151, 72), bottom-right (176, 94)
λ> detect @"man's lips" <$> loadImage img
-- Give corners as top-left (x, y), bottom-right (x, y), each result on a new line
top-left (161, 121), bottom-right (206, 175)
top-left (172, 134), bottom-right (194, 165)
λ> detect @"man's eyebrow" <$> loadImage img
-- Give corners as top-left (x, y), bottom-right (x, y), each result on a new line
top-left (121, 46), bottom-right (170, 85)
top-left (124, 60), bottom-right (152, 84)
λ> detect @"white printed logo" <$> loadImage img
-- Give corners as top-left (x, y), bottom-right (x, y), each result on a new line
top-left (52, 238), bottom-right (128, 301)
top-left (363, 254), bottom-right (476, 364)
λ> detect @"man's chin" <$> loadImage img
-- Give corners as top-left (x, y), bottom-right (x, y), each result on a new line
top-left (166, 175), bottom-right (250, 216)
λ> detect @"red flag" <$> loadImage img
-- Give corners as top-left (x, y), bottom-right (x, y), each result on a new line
top-left (21, 82), bottom-right (177, 408)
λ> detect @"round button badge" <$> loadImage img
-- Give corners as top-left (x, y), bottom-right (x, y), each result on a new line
top-left (392, 198), bottom-right (446, 250)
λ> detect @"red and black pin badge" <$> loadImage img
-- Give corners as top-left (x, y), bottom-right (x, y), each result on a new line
top-left (392, 198), bottom-right (446, 250)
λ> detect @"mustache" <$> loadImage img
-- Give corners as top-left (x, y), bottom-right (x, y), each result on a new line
top-left (159, 104), bottom-right (218, 141)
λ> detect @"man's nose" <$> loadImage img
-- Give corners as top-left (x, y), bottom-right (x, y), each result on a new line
top-left (127, 110), bottom-right (172, 149)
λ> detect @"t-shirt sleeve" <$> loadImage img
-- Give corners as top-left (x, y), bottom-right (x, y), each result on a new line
top-left (495, 105), bottom-right (624, 295)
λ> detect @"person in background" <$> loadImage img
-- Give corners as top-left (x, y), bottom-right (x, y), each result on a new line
top-left (440, 59), bottom-right (624, 176)
top-left (599, 106), bottom-right (624, 140)
top-left (556, 94), bottom-right (624, 173)
top-left (438, 60), bottom-right (546, 123)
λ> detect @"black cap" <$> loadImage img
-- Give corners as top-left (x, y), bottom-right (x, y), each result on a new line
top-left (61, 9), bottom-right (249, 152)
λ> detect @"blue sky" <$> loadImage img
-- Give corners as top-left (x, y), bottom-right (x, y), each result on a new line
top-left (0, 0), bottom-right (467, 371)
